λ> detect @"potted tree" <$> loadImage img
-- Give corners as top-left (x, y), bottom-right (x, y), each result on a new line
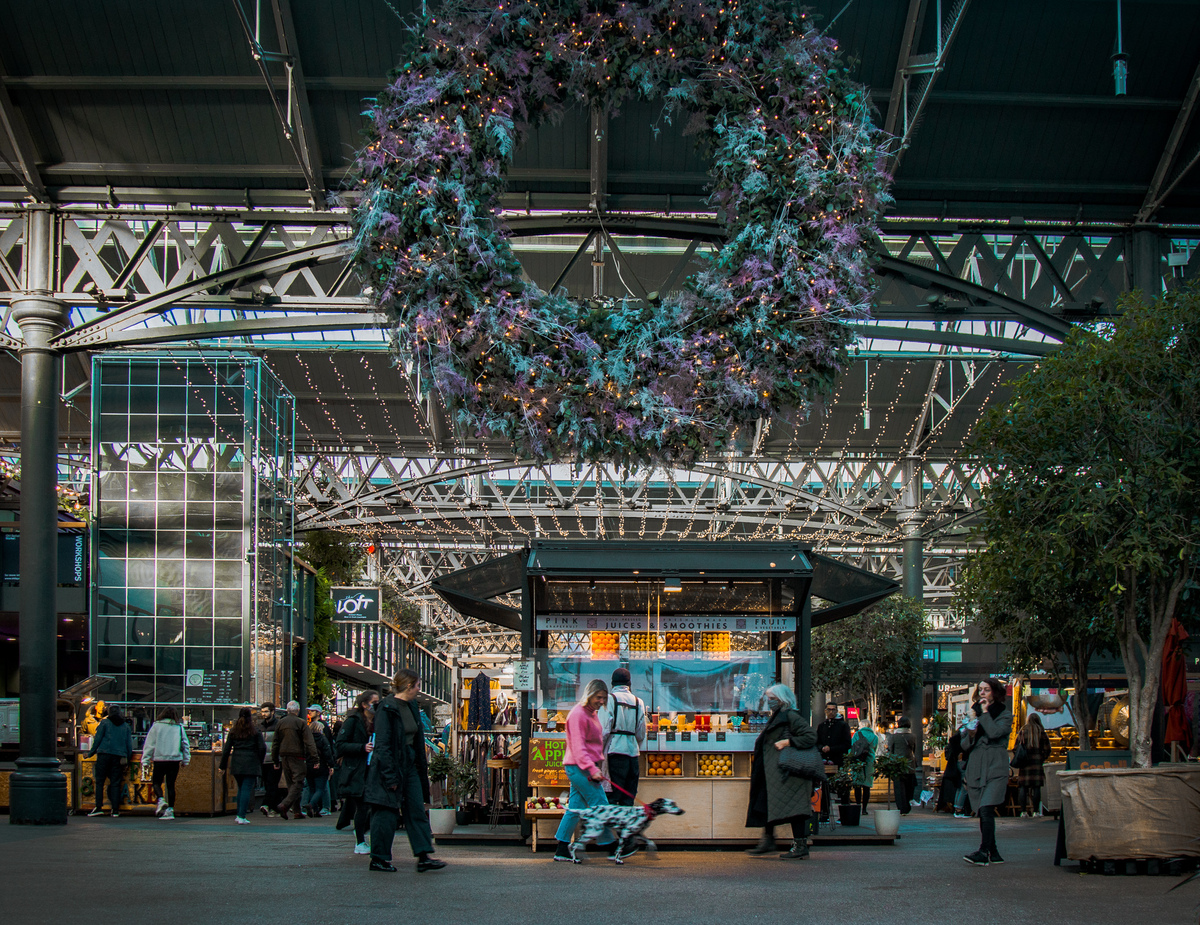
top-left (830, 756), bottom-right (866, 826)
top-left (428, 753), bottom-right (475, 835)
top-left (872, 753), bottom-right (912, 838)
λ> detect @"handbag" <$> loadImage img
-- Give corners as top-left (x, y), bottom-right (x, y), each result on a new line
top-left (777, 745), bottom-right (827, 782)
top-left (1010, 740), bottom-right (1029, 769)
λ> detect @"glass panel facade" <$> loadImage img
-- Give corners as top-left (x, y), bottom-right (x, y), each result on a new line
top-left (91, 354), bottom-right (295, 708)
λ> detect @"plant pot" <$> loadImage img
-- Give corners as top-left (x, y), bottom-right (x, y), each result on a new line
top-left (873, 807), bottom-right (901, 837)
top-left (837, 803), bottom-right (861, 827)
top-left (455, 808), bottom-right (472, 826)
top-left (429, 807), bottom-right (457, 835)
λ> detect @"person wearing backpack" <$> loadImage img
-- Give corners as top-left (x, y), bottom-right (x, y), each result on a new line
top-left (848, 719), bottom-right (878, 815)
top-left (597, 667), bottom-right (647, 807)
top-left (141, 706), bottom-right (191, 819)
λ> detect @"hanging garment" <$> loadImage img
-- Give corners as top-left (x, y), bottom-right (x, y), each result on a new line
top-left (468, 673), bottom-right (494, 730)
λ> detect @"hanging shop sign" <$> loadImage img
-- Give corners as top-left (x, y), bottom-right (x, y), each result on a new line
top-left (535, 614), bottom-right (797, 633)
top-left (512, 660), bottom-right (535, 692)
top-left (528, 737), bottom-right (568, 788)
top-left (331, 587), bottom-right (380, 622)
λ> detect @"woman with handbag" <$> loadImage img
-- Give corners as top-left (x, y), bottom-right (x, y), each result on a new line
top-left (961, 678), bottom-right (1013, 865)
top-left (552, 679), bottom-right (620, 862)
top-left (219, 707), bottom-right (266, 824)
top-left (335, 689), bottom-right (379, 855)
top-left (142, 706), bottom-right (191, 819)
top-left (1015, 712), bottom-right (1051, 817)
top-left (745, 683), bottom-right (818, 859)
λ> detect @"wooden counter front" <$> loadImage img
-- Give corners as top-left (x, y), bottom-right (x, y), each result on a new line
top-left (78, 751), bottom-right (237, 816)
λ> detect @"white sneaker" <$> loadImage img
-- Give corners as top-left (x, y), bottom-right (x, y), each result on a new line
top-left (155, 798), bottom-right (167, 817)
top-left (87, 807), bottom-right (106, 817)
top-left (236, 816), bottom-right (251, 825)
top-left (160, 808), bottom-right (175, 820)
top-left (354, 842), bottom-right (371, 854)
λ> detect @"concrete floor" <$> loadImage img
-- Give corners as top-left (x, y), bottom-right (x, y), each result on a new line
top-left (1, 808), bottom-right (1193, 925)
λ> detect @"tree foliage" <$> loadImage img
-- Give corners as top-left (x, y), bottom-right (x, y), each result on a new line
top-left (811, 595), bottom-right (926, 727)
top-left (297, 532), bottom-right (367, 702)
top-left (968, 284), bottom-right (1200, 766)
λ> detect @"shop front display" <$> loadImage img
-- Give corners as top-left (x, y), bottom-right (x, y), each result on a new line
top-left (77, 751), bottom-right (237, 815)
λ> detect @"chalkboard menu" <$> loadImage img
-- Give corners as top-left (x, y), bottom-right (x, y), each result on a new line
top-left (185, 668), bottom-right (238, 704)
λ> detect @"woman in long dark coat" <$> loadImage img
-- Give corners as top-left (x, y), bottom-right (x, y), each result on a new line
top-left (961, 677), bottom-right (1014, 865)
top-left (335, 689), bottom-right (379, 854)
top-left (364, 668), bottom-right (445, 873)
top-left (219, 707), bottom-right (266, 824)
top-left (746, 683), bottom-right (818, 859)
top-left (1016, 712), bottom-right (1051, 817)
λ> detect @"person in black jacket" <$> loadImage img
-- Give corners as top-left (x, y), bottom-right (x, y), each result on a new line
top-left (888, 716), bottom-right (918, 814)
top-left (364, 668), bottom-right (445, 873)
top-left (336, 689), bottom-right (379, 854)
top-left (304, 705), bottom-right (336, 817)
top-left (815, 704), bottom-right (852, 822)
top-left (257, 703), bottom-right (283, 817)
top-left (220, 707), bottom-right (266, 824)
top-left (86, 705), bottom-right (133, 817)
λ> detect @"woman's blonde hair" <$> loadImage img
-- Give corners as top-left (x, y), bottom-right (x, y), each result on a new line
top-left (581, 678), bottom-right (608, 704)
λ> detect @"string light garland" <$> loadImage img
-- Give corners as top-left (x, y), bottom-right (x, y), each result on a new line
top-left (350, 0), bottom-right (891, 466)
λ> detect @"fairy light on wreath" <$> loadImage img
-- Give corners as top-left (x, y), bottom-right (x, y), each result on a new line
top-left (350, 0), bottom-right (891, 468)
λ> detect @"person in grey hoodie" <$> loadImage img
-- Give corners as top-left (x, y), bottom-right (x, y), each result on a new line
top-left (86, 704), bottom-right (133, 817)
top-left (142, 706), bottom-right (191, 819)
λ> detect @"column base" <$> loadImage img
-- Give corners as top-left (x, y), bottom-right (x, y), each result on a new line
top-left (9, 756), bottom-right (68, 825)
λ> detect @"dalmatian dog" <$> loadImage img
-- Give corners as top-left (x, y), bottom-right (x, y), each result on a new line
top-left (568, 798), bottom-right (685, 864)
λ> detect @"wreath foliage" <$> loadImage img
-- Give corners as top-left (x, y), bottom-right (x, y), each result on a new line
top-left (351, 0), bottom-right (891, 465)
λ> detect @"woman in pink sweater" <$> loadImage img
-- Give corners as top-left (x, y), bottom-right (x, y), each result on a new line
top-left (553, 679), bottom-right (619, 861)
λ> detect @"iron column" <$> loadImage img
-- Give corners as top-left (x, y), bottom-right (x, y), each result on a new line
top-left (9, 205), bottom-right (69, 824)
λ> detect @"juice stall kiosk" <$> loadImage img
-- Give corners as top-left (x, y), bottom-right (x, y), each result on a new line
top-left (433, 540), bottom-right (897, 846)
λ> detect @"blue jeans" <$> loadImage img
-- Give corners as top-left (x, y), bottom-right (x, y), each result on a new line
top-left (234, 774), bottom-right (256, 818)
top-left (302, 773), bottom-right (329, 812)
top-left (554, 765), bottom-right (616, 844)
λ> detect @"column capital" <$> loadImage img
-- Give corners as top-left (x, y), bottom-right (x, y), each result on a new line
top-left (10, 294), bottom-right (68, 350)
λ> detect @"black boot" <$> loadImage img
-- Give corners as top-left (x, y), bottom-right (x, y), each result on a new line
top-left (780, 840), bottom-right (810, 860)
top-left (747, 833), bottom-right (776, 856)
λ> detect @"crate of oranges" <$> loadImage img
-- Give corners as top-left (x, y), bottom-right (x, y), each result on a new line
top-left (591, 631), bottom-right (619, 658)
top-left (663, 631), bottom-right (693, 653)
top-left (700, 632), bottom-right (731, 655)
top-left (697, 753), bottom-right (734, 777)
top-left (628, 631), bottom-right (658, 653)
top-left (646, 753), bottom-right (683, 776)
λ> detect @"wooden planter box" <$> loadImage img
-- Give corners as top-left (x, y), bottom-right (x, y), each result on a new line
top-left (1060, 766), bottom-right (1200, 860)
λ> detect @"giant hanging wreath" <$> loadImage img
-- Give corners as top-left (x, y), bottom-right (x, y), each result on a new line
top-left (351, 0), bottom-right (891, 465)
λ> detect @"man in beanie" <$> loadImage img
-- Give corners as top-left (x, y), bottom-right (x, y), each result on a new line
top-left (597, 667), bottom-right (647, 806)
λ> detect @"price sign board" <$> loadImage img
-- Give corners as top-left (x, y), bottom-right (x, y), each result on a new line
top-left (528, 738), bottom-right (568, 788)
top-left (512, 660), bottom-right (535, 692)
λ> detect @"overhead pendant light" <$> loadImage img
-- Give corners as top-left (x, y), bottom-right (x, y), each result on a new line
top-left (663, 577), bottom-right (682, 593)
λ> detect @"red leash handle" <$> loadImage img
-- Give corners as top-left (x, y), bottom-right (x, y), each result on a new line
top-left (603, 775), bottom-right (649, 809)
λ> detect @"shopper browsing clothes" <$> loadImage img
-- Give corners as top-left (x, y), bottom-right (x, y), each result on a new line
top-left (86, 704), bottom-right (133, 817)
top-left (553, 679), bottom-right (620, 862)
top-left (219, 707), bottom-right (266, 824)
top-left (364, 668), bottom-right (445, 873)
top-left (142, 706), bottom-right (191, 819)
top-left (336, 689), bottom-right (379, 855)
top-left (598, 667), bottom-right (647, 806)
top-left (271, 701), bottom-right (318, 819)
top-left (1015, 712), bottom-right (1051, 817)
top-left (961, 678), bottom-right (1013, 866)
top-left (745, 684), bottom-right (817, 860)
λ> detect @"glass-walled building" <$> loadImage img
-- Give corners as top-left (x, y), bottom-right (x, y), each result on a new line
top-left (91, 353), bottom-right (295, 710)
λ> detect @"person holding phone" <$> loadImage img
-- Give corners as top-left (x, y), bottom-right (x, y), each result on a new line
top-left (961, 678), bottom-right (1013, 865)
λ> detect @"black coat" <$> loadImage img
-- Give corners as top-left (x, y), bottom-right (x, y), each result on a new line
top-left (364, 697), bottom-right (430, 809)
top-left (335, 711), bottom-right (372, 797)
top-left (220, 732), bottom-right (266, 777)
top-left (746, 707), bottom-right (817, 827)
top-left (816, 715), bottom-right (853, 766)
top-left (308, 721), bottom-right (335, 771)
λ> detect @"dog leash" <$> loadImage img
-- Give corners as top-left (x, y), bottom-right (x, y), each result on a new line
top-left (603, 776), bottom-right (653, 816)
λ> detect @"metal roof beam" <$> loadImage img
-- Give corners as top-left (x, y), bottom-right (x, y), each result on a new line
top-left (887, 0), bottom-right (973, 175)
top-left (230, 0), bottom-right (327, 210)
top-left (0, 61), bottom-right (48, 201)
top-left (86, 312), bottom-right (380, 350)
top-left (883, 0), bottom-right (927, 139)
top-left (270, 0), bottom-right (327, 211)
top-left (1137, 53), bottom-right (1200, 222)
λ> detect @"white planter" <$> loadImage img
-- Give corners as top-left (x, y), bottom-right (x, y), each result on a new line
top-left (429, 807), bottom-right (457, 836)
top-left (873, 808), bottom-right (901, 837)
